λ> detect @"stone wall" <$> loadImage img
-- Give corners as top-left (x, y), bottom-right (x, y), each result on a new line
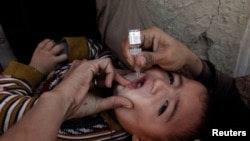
top-left (143, 0), bottom-right (250, 76)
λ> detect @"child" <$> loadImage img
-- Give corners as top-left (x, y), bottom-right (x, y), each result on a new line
top-left (0, 37), bottom-right (130, 140)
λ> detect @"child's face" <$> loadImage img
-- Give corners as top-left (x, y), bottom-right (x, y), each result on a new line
top-left (114, 67), bottom-right (208, 140)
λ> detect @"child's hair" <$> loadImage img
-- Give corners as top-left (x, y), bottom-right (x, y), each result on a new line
top-left (166, 89), bottom-right (212, 141)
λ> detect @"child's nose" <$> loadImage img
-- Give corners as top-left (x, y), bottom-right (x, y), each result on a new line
top-left (151, 79), bottom-right (169, 94)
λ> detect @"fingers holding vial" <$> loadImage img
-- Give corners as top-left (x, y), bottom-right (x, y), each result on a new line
top-left (128, 29), bottom-right (142, 77)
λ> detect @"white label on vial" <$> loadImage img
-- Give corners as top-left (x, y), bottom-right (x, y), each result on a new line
top-left (129, 30), bottom-right (141, 45)
top-left (130, 47), bottom-right (142, 56)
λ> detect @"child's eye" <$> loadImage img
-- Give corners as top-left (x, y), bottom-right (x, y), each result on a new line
top-left (167, 72), bottom-right (174, 85)
top-left (158, 100), bottom-right (168, 116)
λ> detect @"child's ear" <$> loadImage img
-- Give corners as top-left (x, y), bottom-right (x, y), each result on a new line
top-left (132, 134), bottom-right (143, 141)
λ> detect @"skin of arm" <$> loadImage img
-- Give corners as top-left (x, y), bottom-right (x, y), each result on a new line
top-left (121, 26), bottom-right (203, 78)
top-left (121, 26), bottom-right (250, 140)
top-left (0, 58), bottom-right (132, 141)
top-left (0, 38), bottom-right (90, 138)
top-left (0, 76), bottom-right (38, 134)
top-left (0, 39), bottom-right (68, 134)
top-left (29, 39), bottom-right (67, 75)
top-left (0, 37), bottom-right (130, 140)
top-left (0, 36), bottom-right (119, 138)
top-left (0, 92), bottom-right (68, 141)
top-left (3, 39), bottom-right (67, 90)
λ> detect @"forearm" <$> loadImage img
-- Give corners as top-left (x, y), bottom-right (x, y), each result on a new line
top-left (198, 60), bottom-right (250, 131)
top-left (183, 52), bottom-right (203, 78)
top-left (195, 60), bottom-right (225, 94)
top-left (0, 92), bottom-right (69, 141)
top-left (195, 60), bottom-right (233, 108)
top-left (195, 60), bottom-right (239, 100)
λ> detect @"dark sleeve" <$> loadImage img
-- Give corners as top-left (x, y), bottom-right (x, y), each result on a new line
top-left (195, 60), bottom-right (234, 98)
top-left (196, 60), bottom-right (250, 131)
top-left (235, 75), bottom-right (250, 109)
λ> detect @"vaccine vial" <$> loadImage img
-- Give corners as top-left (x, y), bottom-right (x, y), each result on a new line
top-left (128, 29), bottom-right (142, 77)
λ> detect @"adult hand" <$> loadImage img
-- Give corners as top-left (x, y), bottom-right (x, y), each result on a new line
top-left (0, 58), bottom-right (131, 141)
top-left (29, 39), bottom-right (67, 75)
top-left (121, 26), bottom-right (203, 77)
top-left (51, 58), bottom-right (132, 120)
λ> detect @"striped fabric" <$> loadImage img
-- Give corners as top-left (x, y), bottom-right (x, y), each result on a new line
top-left (35, 39), bottom-right (130, 140)
top-left (0, 77), bottom-right (38, 135)
top-left (0, 38), bottom-right (130, 140)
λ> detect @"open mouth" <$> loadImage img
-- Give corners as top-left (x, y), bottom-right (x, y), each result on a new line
top-left (126, 76), bottom-right (147, 89)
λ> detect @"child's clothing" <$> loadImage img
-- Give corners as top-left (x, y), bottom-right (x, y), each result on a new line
top-left (0, 37), bottom-right (130, 140)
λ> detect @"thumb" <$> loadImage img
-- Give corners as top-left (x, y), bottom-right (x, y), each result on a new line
top-left (136, 52), bottom-right (160, 69)
top-left (99, 96), bottom-right (133, 111)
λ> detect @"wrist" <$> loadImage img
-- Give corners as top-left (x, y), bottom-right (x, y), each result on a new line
top-left (184, 53), bottom-right (203, 78)
top-left (28, 63), bottom-right (45, 75)
top-left (40, 91), bottom-right (72, 121)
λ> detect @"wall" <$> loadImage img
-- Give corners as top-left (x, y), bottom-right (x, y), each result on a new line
top-left (143, 0), bottom-right (250, 76)
top-left (0, 25), bottom-right (17, 70)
